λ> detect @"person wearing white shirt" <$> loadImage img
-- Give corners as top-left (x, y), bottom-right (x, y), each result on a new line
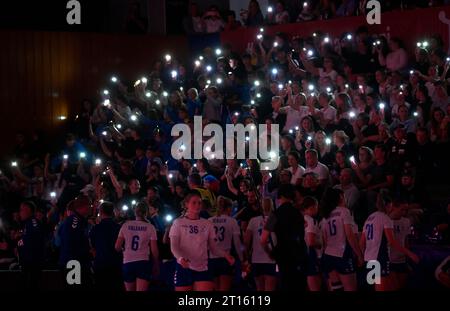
top-left (304, 149), bottom-right (330, 186)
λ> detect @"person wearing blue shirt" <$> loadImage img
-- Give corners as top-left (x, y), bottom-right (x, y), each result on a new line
top-left (17, 201), bottom-right (45, 289)
top-left (59, 195), bottom-right (92, 289)
top-left (89, 201), bottom-right (123, 291)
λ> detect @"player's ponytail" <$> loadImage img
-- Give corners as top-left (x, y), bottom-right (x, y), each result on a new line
top-left (135, 201), bottom-right (149, 219)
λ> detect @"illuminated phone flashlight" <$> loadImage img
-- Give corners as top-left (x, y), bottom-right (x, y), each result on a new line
top-left (273, 41), bottom-right (279, 47)
top-left (101, 131), bottom-right (107, 136)
top-left (216, 78), bottom-right (223, 84)
top-left (308, 84), bottom-right (315, 91)
top-left (447, 57), bottom-right (450, 62)
top-left (267, 6), bottom-right (273, 13)
top-left (116, 123), bottom-right (122, 129)
top-left (50, 191), bottom-right (56, 198)
top-left (198, 55), bottom-right (204, 61)
top-left (95, 159), bottom-right (102, 166)
top-left (289, 129), bottom-right (294, 134)
top-left (307, 136), bottom-right (312, 141)
top-left (349, 111), bottom-right (356, 118)
top-left (215, 48), bottom-right (222, 56)
top-left (165, 54), bottom-right (172, 62)
top-left (206, 79), bottom-right (211, 85)
top-left (346, 34), bottom-right (353, 40)
top-left (376, 40), bottom-right (381, 45)
top-left (165, 214), bottom-right (173, 223)
top-left (103, 99), bottom-right (111, 107)
top-left (257, 34), bottom-right (263, 40)
top-left (193, 163), bottom-right (197, 168)
top-left (240, 163), bottom-right (244, 167)
top-left (278, 83), bottom-right (283, 90)
top-left (269, 151), bottom-right (277, 159)
top-left (180, 144), bottom-right (186, 151)
top-left (245, 136), bottom-right (250, 142)
top-left (99, 199), bottom-right (104, 204)
top-left (205, 146), bottom-right (211, 153)
top-left (131, 200), bottom-right (137, 206)
top-left (122, 205), bottom-right (129, 211)
top-left (130, 115), bottom-right (138, 122)
top-left (111, 76), bottom-right (118, 83)
top-left (206, 65), bottom-right (212, 72)
top-left (254, 80), bottom-right (260, 87)
top-left (303, 2), bottom-right (308, 7)
top-left (58, 116), bottom-right (67, 120)
top-left (413, 111), bottom-right (419, 117)
top-left (134, 80), bottom-right (141, 87)
top-left (379, 103), bottom-right (385, 110)
top-left (141, 77), bottom-right (148, 84)
top-left (79, 152), bottom-right (86, 159)
top-left (325, 137), bottom-right (331, 145)
top-left (179, 86), bottom-right (184, 91)
top-left (63, 154), bottom-right (69, 160)
top-left (417, 42), bottom-right (422, 47)
top-left (349, 156), bottom-right (356, 163)
top-left (326, 87), bottom-right (332, 93)
top-left (145, 92), bottom-right (151, 98)
top-left (171, 70), bottom-right (178, 79)
top-left (271, 68), bottom-right (278, 75)
top-left (256, 93), bottom-right (261, 98)
top-left (155, 99), bottom-right (161, 105)
top-left (422, 41), bottom-right (429, 48)
top-left (250, 124), bottom-right (256, 131)
top-left (313, 32), bottom-right (317, 37)
top-left (234, 112), bottom-right (240, 117)
top-left (359, 85), bottom-right (363, 90)
top-left (251, 100), bottom-right (255, 105)
top-left (295, 126), bottom-right (299, 131)
top-left (410, 70), bottom-right (414, 75)
top-left (288, 80), bottom-right (292, 84)
top-left (259, 27), bottom-right (264, 33)
top-left (307, 50), bottom-right (314, 57)
top-left (345, 83), bottom-right (349, 88)
top-left (103, 89), bottom-right (109, 95)
top-left (323, 37), bottom-right (330, 43)
top-left (163, 91), bottom-right (168, 97)
top-left (194, 60), bottom-right (201, 67)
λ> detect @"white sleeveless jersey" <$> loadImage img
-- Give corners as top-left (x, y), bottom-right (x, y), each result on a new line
top-left (246, 215), bottom-right (276, 264)
top-left (304, 214), bottom-right (323, 258)
top-left (118, 220), bottom-right (157, 264)
top-left (169, 217), bottom-right (215, 271)
top-left (322, 206), bottom-right (354, 258)
top-left (390, 217), bottom-right (411, 263)
top-left (208, 215), bottom-right (241, 259)
top-left (363, 211), bottom-right (394, 261)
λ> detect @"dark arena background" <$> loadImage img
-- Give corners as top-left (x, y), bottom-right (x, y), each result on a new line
top-left (0, 0), bottom-right (449, 307)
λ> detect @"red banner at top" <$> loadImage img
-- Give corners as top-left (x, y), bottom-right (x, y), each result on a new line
top-left (220, 6), bottom-right (450, 55)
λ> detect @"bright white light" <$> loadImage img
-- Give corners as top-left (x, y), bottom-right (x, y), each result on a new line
top-left (215, 48), bottom-right (222, 56)
top-left (271, 68), bottom-right (278, 75)
top-left (117, 124), bottom-right (122, 129)
top-left (122, 205), bottom-right (129, 211)
top-left (303, 2), bottom-right (308, 7)
top-left (307, 50), bottom-right (314, 57)
top-left (95, 159), bottom-right (102, 166)
top-left (349, 111), bottom-right (356, 118)
top-left (216, 78), bottom-right (223, 84)
top-left (254, 80), bottom-right (260, 87)
top-left (257, 34), bottom-right (263, 40)
top-left (256, 93), bottom-right (261, 98)
top-left (11, 161), bottom-right (17, 167)
top-left (205, 146), bottom-right (211, 152)
top-left (207, 80), bottom-right (211, 84)
top-left (267, 6), bottom-right (273, 13)
top-left (308, 84), bottom-right (315, 91)
top-left (180, 86), bottom-right (184, 91)
top-left (195, 60), bottom-right (201, 67)
top-left (165, 54), bottom-right (172, 62)
top-left (324, 37), bottom-right (330, 43)
top-left (410, 70), bottom-right (414, 75)
top-left (422, 41), bottom-right (429, 47)
top-left (180, 144), bottom-right (186, 151)
top-left (349, 156), bottom-right (356, 163)
top-left (163, 91), bottom-right (168, 97)
top-left (245, 136), bottom-right (250, 142)
top-left (171, 70), bottom-right (178, 78)
top-left (359, 85), bottom-right (363, 89)
top-left (103, 89), bottom-right (109, 95)
top-left (417, 42), bottom-right (422, 47)
top-left (199, 56), bottom-right (204, 61)
top-left (345, 84), bottom-right (349, 88)
top-left (141, 77), bottom-right (147, 84)
top-left (145, 92), bottom-right (151, 98)
top-left (251, 100), bottom-right (255, 104)
top-left (79, 152), bottom-right (86, 159)
top-left (155, 99), bottom-right (161, 105)
top-left (58, 116), bottom-right (67, 120)
top-left (413, 112), bottom-right (419, 117)
top-left (131, 200), bottom-right (137, 206)
top-left (130, 115), bottom-right (138, 122)
top-left (102, 131), bottom-right (107, 136)
top-left (278, 84), bottom-right (283, 90)
top-left (63, 154), bottom-right (68, 160)
top-left (273, 42), bottom-right (279, 47)
top-left (250, 124), bottom-right (256, 131)
top-left (447, 57), bottom-right (450, 62)
top-left (326, 87), bottom-right (332, 93)
top-left (50, 192), bottom-right (56, 198)
top-left (103, 99), bottom-right (110, 107)
top-left (259, 28), bottom-right (264, 33)
top-left (269, 151), bottom-right (277, 158)
top-left (379, 103), bottom-right (385, 110)
top-left (289, 129), bottom-right (294, 134)
top-left (307, 136), bottom-right (312, 141)
top-left (313, 33), bottom-right (317, 37)
top-left (165, 214), bottom-right (173, 222)
top-left (206, 65), bottom-right (212, 72)
top-left (325, 138), bottom-right (331, 145)
top-left (234, 112), bottom-right (239, 116)
top-left (347, 34), bottom-right (353, 40)
top-left (295, 126), bottom-right (299, 131)
top-left (111, 76), bottom-right (118, 83)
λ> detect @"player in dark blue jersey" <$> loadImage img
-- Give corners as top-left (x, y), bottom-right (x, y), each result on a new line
top-left (59, 195), bottom-right (93, 289)
top-left (17, 201), bottom-right (45, 289)
top-left (89, 201), bottom-right (123, 291)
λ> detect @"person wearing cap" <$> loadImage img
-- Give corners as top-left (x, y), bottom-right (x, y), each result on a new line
top-left (17, 201), bottom-right (45, 289)
top-left (59, 195), bottom-right (93, 289)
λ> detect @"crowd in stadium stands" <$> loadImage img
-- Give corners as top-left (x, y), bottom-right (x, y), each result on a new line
top-left (1, 6), bottom-right (450, 291)
top-left (183, 0), bottom-right (450, 34)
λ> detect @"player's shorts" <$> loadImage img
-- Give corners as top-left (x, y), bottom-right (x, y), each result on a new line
top-left (174, 263), bottom-right (212, 287)
top-left (390, 262), bottom-right (408, 273)
top-left (251, 263), bottom-right (277, 277)
top-left (322, 246), bottom-right (355, 275)
top-left (122, 260), bottom-right (152, 282)
top-left (305, 248), bottom-right (321, 276)
top-left (208, 258), bottom-right (234, 277)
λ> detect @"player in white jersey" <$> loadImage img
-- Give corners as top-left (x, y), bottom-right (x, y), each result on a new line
top-left (389, 200), bottom-right (411, 290)
top-left (360, 193), bottom-right (419, 291)
top-left (115, 202), bottom-right (159, 291)
top-left (208, 196), bottom-right (244, 291)
top-left (321, 188), bottom-right (363, 291)
top-left (244, 197), bottom-right (277, 291)
top-left (302, 196), bottom-right (323, 291)
top-left (170, 191), bottom-right (235, 291)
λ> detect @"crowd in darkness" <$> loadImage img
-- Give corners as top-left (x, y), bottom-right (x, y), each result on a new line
top-left (183, 0), bottom-right (450, 34)
top-left (1, 11), bottom-right (450, 291)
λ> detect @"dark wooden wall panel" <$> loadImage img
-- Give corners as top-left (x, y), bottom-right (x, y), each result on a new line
top-left (0, 30), bottom-right (188, 157)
